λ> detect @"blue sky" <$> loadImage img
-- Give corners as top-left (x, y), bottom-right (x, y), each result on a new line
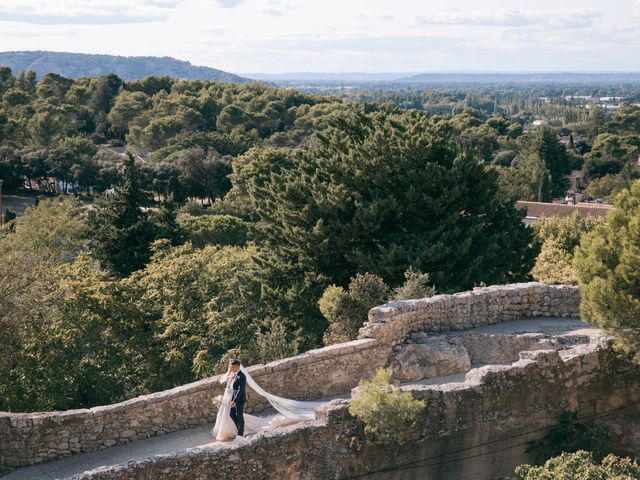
top-left (0, 0), bottom-right (638, 74)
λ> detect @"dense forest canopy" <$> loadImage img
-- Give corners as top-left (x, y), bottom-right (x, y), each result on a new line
top-left (1, 65), bottom-right (640, 413)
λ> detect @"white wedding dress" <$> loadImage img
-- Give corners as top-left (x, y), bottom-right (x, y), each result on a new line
top-left (212, 366), bottom-right (324, 441)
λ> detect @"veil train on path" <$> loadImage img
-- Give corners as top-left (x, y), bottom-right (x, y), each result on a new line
top-left (212, 366), bottom-right (325, 441)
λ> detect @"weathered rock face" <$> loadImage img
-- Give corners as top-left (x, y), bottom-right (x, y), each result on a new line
top-left (391, 336), bottom-right (471, 382)
top-left (66, 338), bottom-right (640, 480)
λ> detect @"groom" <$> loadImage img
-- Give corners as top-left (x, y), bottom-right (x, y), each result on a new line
top-left (228, 359), bottom-right (246, 436)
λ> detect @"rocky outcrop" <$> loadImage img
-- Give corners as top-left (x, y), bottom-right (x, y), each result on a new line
top-left (391, 335), bottom-right (471, 381)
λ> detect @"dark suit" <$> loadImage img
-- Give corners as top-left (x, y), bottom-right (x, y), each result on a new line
top-left (230, 371), bottom-right (246, 436)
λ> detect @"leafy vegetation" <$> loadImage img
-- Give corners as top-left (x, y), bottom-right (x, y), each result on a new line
top-left (3, 66), bottom-right (640, 412)
top-left (349, 368), bottom-right (426, 444)
top-left (513, 451), bottom-right (640, 480)
top-left (574, 181), bottom-right (640, 362)
top-left (531, 213), bottom-right (602, 285)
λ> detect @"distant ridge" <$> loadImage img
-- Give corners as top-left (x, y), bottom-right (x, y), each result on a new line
top-left (399, 72), bottom-right (640, 83)
top-left (0, 51), bottom-right (248, 83)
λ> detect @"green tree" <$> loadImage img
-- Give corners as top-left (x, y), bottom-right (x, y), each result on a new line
top-left (519, 152), bottom-right (553, 202)
top-left (532, 213), bottom-right (602, 285)
top-left (177, 214), bottom-right (251, 248)
top-left (574, 181), bottom-right (640, 361)
top-left (88, 153), bottom-right (156, 276)
top-left (530, 127), bottom-right (571, 198)
top-left (27, 111), bottom-right (64, 148)
top-left (249, 110), bottom-right (536, 344)
top-left (586, 174), bottom-right (630, 202)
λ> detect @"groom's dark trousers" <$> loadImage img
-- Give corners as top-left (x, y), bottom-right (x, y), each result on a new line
top-left (230, 404), bottom-right (244, 436)
top-left (231, 370), bottom-right (247, 436)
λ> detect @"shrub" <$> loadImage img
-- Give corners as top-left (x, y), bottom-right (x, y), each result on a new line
top-left (532, 213), bottom-right (602, 285)
top-left (392, 267), bottom-right (436, 300)
top-left (254, 319), bottom-right (299, 364)
top-left (349, 368), bottom-right (425, 444)
top-left (513, 451), bottom-right (640, 480)
top-left (319, 273), bottom-right (389, 345)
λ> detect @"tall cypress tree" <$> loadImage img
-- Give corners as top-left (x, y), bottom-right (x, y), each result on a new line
top-left (89, 153), bottom-right (156, 276)
top-left (246, 109), bottom-right (537, 344)
top-left (532, 127), bottom-right (571, 198)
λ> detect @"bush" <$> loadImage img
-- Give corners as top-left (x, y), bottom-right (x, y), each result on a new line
top-left (392, 267), bottom-right (436, 300)
top-left (254, 319), bottom-right (300, 364)
top-left (319, 273), bottom-right (389, 345)
top-left (349, 368), bottom-right (425, 444)
top-left (513, 451), bottom-right (640, 480)
top-left (532, 213), bottom-right (602, 285)
top-left (526, 411), bottom-right (610, 464)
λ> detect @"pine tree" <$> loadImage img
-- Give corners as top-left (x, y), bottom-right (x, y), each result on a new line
top-left (574, 181), bottom-right (640, 362)
top-left (246, 109), bottom-right (536, 344)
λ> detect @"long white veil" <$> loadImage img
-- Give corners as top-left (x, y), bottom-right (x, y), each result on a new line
top-left (240, 366), bottom-right (324, 421)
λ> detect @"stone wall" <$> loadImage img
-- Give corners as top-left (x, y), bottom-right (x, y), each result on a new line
top-left (0, 282), bottom-right (582, 469)
top-left (66, 338), bottom-right (640, 480)
top-left (360, 282), bottom-right (580, 344)
top-left (0, 339), bottom-right (388, 467)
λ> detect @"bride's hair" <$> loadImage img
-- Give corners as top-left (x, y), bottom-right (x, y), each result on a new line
top-left (229, 359), bottom-right (241, 366)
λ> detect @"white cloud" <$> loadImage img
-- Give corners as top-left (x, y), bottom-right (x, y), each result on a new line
top-left (0, 0), bottom-right (637, 73)
top-left (415, 9), bottom-right (600, 29)
top-left (215, 0), bottom-right (243, 7)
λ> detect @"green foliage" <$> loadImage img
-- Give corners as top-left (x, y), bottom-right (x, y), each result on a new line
top-left (349, 368), bottom-right (425, 444)
top-left (513, 451), bottom-right (640, 480)
top-left (531, 213), bottom-right (602, 284)
top-left (178, 213), bottom-right (250, 248)
top-left (128, 241), bottom-right (261, 386)
top-left (253, 319), bottom-right (300, 365)
top-left (574, 181), bottom-right (640, 362)
top-left (525, 127), bottom-right (572, 199)
top-left (251, 109), bottom-right (535, 346)
top-left (391, 267), bottom-right (437, 301)
top-left (88, 154), bottom-right (157, 276)
top-left (586, 174), bottom-right (631, 202)
top-left (526, 411), bottom-right (611, 464)
top-left (319, 273), bottom-right (389, 345)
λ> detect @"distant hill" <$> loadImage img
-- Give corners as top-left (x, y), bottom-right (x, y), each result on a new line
top-left (399, 72), bottom-right (640, 83)
top-left (0, 51), bottom-right (248, 83)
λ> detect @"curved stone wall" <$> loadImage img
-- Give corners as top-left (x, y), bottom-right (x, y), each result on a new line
top-left (65, 339), bottom-right (640, 480)
top-left (0, 339), bottom-right (388, 467)
top-left (0, 282), bottom-right (581, 468)
top-left (360, 282), bottom-right (580, 344)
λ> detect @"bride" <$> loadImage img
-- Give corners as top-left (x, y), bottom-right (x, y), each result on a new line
top-left (212, 362), bottom-right (324, 441)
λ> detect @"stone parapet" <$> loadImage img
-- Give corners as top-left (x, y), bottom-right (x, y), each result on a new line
top-left (0, 339), bottom-right (388, 467)
top-left (360, 282), bottom-right (580, 344)
top-left (66, 337), bottom-right (640, 480)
